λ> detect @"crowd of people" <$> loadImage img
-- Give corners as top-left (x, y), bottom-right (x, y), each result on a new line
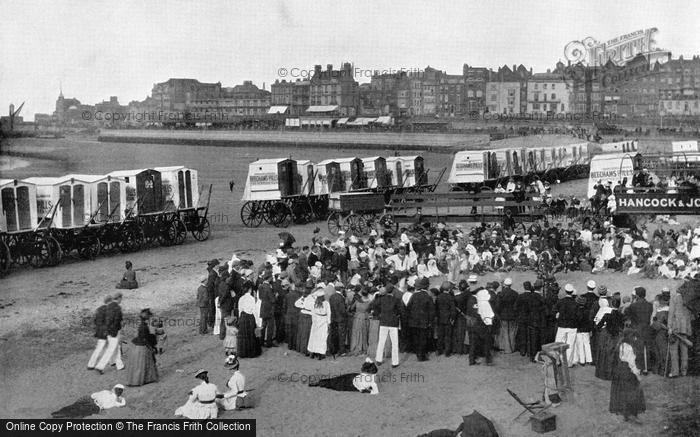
top-left (193, 218), bottom-right (699, 422)
top-left (78, 216), bottom-right (699, 423)
top-left (590, 169), bottom-right (699, 216)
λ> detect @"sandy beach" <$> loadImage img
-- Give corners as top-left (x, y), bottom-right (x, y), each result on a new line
top-left (0, 135), bottom-right (698, 436)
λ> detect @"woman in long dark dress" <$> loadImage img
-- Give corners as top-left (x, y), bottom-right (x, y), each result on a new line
top-left (294, 288), bottom-right (314, 356)
top-left (126, 309), bottom-right (159, 386)
top-left (594, 298), bottom-right (624, 380)
top-left (610, 329), bottom-right (646, 423)
top-left (237, 287), bottom-right (261, 358)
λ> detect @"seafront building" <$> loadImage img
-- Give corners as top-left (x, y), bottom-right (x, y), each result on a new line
top-left (44, 53), bottom-right (700, 127)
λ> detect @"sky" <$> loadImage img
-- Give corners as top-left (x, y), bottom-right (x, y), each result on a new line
top-left (1, 0), bottom-right (699, 120)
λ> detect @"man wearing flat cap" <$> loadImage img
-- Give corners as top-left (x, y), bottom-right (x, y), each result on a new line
top-left (197, 275), bottom-right (211, 334)
top-left (406, 277), bottom-right (435, 361)
top-left (95, 292), bottom-right (124, 374)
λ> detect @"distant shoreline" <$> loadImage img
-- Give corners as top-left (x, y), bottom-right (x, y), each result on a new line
top-left (97, 129), bottom-right (494, 153)
top-left (97, 133), bottom-right (464, 153)
top-left (0, 156), bottom-right (30, 172)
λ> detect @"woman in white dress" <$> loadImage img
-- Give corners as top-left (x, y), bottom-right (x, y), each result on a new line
top-left (217, 354), bottom-right (250, 411)
top-left (416, 253), bottom-right (431, 278)
top-left (601, 235), bottom-right (616, 266)
top-left (307, 288), bottom-right (331, 359)
top-left (427, 254), bottom-right (441, 277)
top-left (620, 234), bottom-right (634, 259)
top-left (447, 245), bottom-right (462, 283)
top-left (175, 369), bottom-right (220, 419)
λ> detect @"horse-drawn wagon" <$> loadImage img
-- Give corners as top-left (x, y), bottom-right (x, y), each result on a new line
top-left (0, 178), bottom-right (61, 274)
top-left (24, 174), bottom-right (121, 259)
top-left (449, 143), bottom-right (590, 191)
top-left (240, 158), bottom-right (327, 228)
top-left (326, 191), bottom-right (393, 236)
top-left (155, 166), bottom-right (211, 242)
top-left (0, 165), bottom-right (211, 277)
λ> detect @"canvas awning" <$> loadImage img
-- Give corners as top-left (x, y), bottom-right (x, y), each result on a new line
top-left (337, 117), bottom-right (349, 125)
top-left (306, 105), bottom-right (339, 113)
top-left (375, 116), bottom-right (392, 125)
top-left (268, 106), bottom-right (289, 114)
top-left (347, 117), bottom-right (376, 126)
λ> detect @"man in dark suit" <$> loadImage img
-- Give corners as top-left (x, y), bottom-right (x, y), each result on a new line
top-left (95, 292), bottom-right (124, 374)
top-left (626, 286), bottom-right (653, 372)
top-left (452, 280), bottom-right (470, 355)
top-left (494, 278), bottom-right (518, 354)
top-left (319, 240), bottom-right (333, 264)
top-left (257, 273), bottom-right (276, 347)
top-left (205, 259), bottom-right (219, 330)
top-left (435, 282), bottom-right (456, 356)
top-left (370, 286), bottom-right (403, 367)
top-left (327, 284), bottom-right (348, 356)
top-left (514, 281), bottom-right (531, 356)
top-left (407, 278), bottom-right (435, 361)
top-left (87, 295), bottom-right (111, 370)
top-left (524, 283), bottom-right (548, 362)
top-left (197, 275), bottom-right (210, 334)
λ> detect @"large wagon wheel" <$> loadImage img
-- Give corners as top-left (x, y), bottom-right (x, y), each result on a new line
top-left (361, 212), bottom-right (377, 230)
top-left (158, 218), bottom-right (176, 246)
top-left (240, 201), bottom-right (264, 228)
top-left (0, 238), bottom-right (11, 276)
top-left (47, 235), bottom-right (63, 266)
top-left (99, 227), bottom-right (119, 253)
top-left (312, 197), bottom-right (329, 220)
top-left (292, 199), bottom-right (314, 224)
top-left (377, 212), bottom-right (399, 236)
top-left (261, 201), bottom-right (274, 224)
top-left (142, 218), bottom-right (163, 247)
top-left (120, 222), bottom-right (144, 253)
top-left (327, 211), bottom-right (343, 236)
top-left (191, 217), bottom-right (211, 241)
top-left (7, 235), bottom-right (29, 266)
top-left (78, 235), bottom-right (101, 260)
top-left (167, 218), bottom-right (188, 246)
top-left (269, 202), bottom-right (292, 228)
top-left (345, 213), bottom-right (369, 236)
top-left (30, 235), bottom-right (62, 268)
